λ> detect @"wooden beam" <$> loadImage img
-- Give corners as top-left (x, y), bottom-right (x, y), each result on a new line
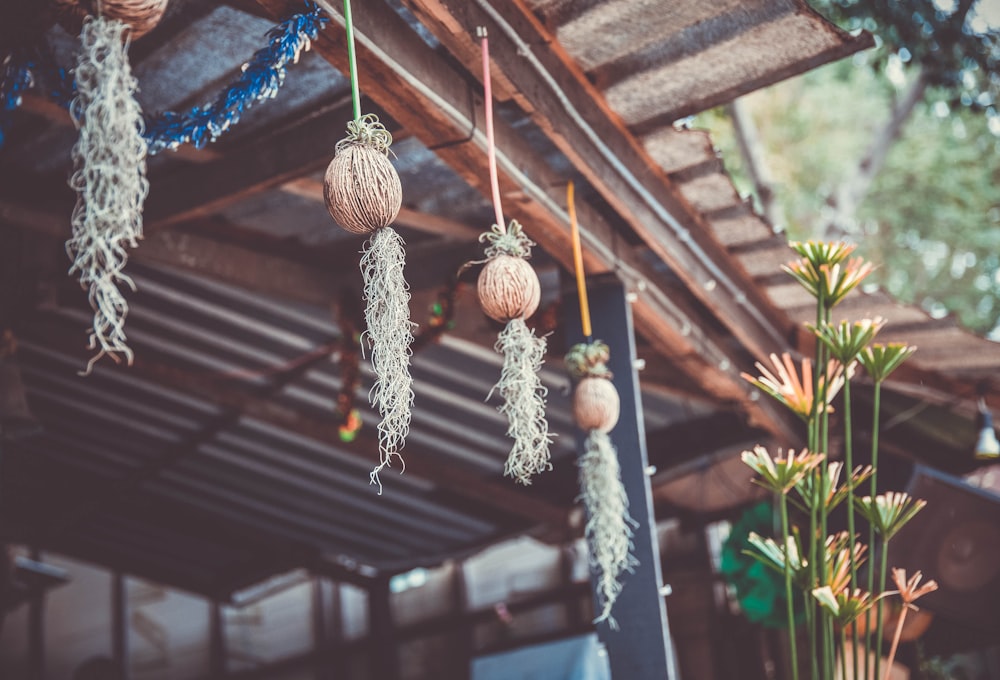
top-left (18, 94), bottom-right (218, 163)
top-left (401, 0), bottom-right (796, 366)
top-left (252, 0), bottom-right (801, 444)
top-left (143, 96), bottom-right (383, 228)
top-left (281, 178), bottom-right (481, 240)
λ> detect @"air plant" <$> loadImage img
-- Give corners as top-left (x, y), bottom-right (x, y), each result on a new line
top-left (566, 340), bottom-right (636, 628)
top-left (738, 241), bottom-right (923, 680)
top-left (65, 3), bottom-right (167, 373)
top-left (474, 27), bottom-right (551, 486)
top-left (480, 221), bottom-right (551, 484)
top-left (324, 1), bottom-right (412, 493)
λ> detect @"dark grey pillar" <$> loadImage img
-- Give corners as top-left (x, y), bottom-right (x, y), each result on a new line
top-left (368, 575), bottom-right (399, 680)
top-left (209, 601), bottom-right (227, 677)
top-left (313, 579), bottom-right (329, 680)
top-left (112, 572), bottom-right (129, 679)
top-left (565, 274), bottom-right (678, 679)
top-left (28, 546), bottom-right (44, 680)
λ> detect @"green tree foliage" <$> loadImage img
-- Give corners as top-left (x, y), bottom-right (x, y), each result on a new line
top-left (698, 0), bottom-right (1000, 334)
top-left (817, 0), bottom-right (999, 111)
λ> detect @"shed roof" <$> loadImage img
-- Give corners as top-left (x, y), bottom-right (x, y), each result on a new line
top-left (1, 0), bottom-right (995, 598)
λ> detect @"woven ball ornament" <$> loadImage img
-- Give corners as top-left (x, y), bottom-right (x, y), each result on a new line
top-left (324, 116), bottom-right (402, 235)
top-left (477, 255), bottom-right (541, 323)
top-left (55, 0), bottom-right (169, 38)
top-left (573, 376), bottom-right (620, 432)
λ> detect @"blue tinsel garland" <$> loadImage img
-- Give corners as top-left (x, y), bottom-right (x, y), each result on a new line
top-left (0, 1), bottom-right (328, 154)
top-left (0, 56), bottom-right (33, 147)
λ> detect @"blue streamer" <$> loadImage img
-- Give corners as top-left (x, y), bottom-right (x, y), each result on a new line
top-left (0, 54), bottom-right (34, 147)
top-left (0, 2), bottom-right (328, 154)
top-left (144, 2), bottom-right (329, 153)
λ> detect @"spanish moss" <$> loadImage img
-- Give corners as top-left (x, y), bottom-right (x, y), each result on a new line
top-left (362, 226), bottom-right (415, 494)
top-left (66, 17), bottom-right (148, 374)
top-left (580, 430), bottom-right (637, 629)
top-left (492, 318), bottom-right (552, 485)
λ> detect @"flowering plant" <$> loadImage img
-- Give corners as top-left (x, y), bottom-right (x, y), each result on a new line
top-left (741, 242), bottom-right (927, 680)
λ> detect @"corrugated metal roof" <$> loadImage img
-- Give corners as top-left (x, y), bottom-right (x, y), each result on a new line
top-left (1, 0), bottom-right (993, 600)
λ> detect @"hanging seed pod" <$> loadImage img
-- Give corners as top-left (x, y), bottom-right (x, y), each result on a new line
top-left (477, 255), bottom-right (540, 323)
top-left (476, 219), bottom-right (540, 321)
top-left (565, 339), bottom-right (635, 628)
top-left (324, 115), bottom-right (412, 493)
top-left (324, 114), bottom-right (401, 235)
top-left (55, 0), bottom-right (170, 39)
top-left (568, 341), bottom-right (620, 432)
top-left (477, 219), bottom-right (552, 485)
top-left (573, 376), bottom-right (620, 432)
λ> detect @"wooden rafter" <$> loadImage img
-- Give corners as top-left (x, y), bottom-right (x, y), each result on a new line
top-left (401, 0), bottom-right (796, 365)
top-left (143, 96), bottom-right (393, 228)
top-left (281, 178), bottom-right (481, 240)
top-left (253, 0), bottom-right (802, 444)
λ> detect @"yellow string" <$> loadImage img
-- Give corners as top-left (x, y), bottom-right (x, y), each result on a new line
top-left (568, 182), bottom-right (592, 339)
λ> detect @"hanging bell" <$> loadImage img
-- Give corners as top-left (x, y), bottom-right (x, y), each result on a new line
top-left (0, 334), bottom-right (40, 441)
top-left (975, 399), bottom-right (999, 460)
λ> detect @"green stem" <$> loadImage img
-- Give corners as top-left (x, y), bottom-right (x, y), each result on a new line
top-left (822, 612), bottom-right (834, 680)
top-left (808, 500), bottom-right (820, 680)
top-left (844, 378), bottom-right (860, 680)
top-left (343, 0), bottom-right (362, 121)
top-left (781, 494), bottom-right (800, 680)
top-left (865, 382), bottom-right (882, 680)
top-left (807, 297), bottom-right (823, 680)
top-left (821, 512), bottom-right (832, 680)
top-left (841, 627), bottom-right (849, 680)
top-left (803, 589), bottom-right (815, 680)
top-left (874, 536), bottom-right (889, 680)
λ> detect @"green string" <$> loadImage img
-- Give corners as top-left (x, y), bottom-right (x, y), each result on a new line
top-left (344, 0), bottom-right (361, 121)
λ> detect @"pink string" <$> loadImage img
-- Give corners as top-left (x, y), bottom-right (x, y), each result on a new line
top-left (480, 28), bottom-right (506, 234)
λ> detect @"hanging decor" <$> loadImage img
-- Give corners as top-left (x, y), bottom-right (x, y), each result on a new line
top-left (64, 2), bottom-right (167, 373)
top-left (323, 0), bottom-right (412, 494)
top-left (143, 1), bottom-right (328, 154)
top-left (564, 181), bottom-right (636, 629)
top-left (55, 0), bottom-right (169, 40)
top-left (0, 3), bottom-right (328, 153)
top-left (335, 291), bottom-right (364, 444)
top-left (473, 27), bottom-right (551, 486)
top-left (0, 54), bottom-right (33, 147)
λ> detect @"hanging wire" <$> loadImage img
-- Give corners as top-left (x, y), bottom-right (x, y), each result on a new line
top-left (478, 27), bottom-right (505, 233)
top-left (342, 0), bottom-right (361, 120)
top-left (567, 181), bottom-right (593, 342)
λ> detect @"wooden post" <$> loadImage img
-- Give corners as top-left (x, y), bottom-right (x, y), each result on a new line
top-left (313, 579), bottom-right (329, 680)
top-left (112, 572), bottom-right (129, 680)
top-left (28, 547), bottom-right (44, 680)
top-left (329, 582), bottom-right (345, 680)
top-left (565, 275), bottom-right (679, 679)
top-left (368, 575), bottom-right (399, 680)
top-left (209, 600), bottom-right (227, 677)
top-left (451, 560), bottom-right (473, 680)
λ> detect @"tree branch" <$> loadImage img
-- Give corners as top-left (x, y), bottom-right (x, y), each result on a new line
top-left (726, 98), bottom-right (784, 229)
top-left (823, 68), bottom-right (929, 238)
top-left (822, 0), bottom-right (975, 239)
